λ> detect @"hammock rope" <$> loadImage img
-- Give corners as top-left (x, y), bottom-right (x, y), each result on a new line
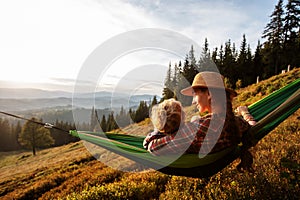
top-left (0, 111), bottom-right (69, 133)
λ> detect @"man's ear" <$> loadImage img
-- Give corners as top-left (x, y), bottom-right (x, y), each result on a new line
top-left (207, 90), bottom-right (211, 101)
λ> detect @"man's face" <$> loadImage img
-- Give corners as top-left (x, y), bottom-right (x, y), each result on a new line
top-left (192, 89), bottom-right (210, 113)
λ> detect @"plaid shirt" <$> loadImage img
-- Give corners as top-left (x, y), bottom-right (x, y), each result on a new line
top-left (143, 113), bottom-right (250, 155)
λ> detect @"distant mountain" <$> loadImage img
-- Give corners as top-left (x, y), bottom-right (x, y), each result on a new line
top-left (0, 88), bottom-right (160, 112)
top-left (0, 88), bottom-right (72, 99)
top-left (0, 88), bottom-right (159, 100)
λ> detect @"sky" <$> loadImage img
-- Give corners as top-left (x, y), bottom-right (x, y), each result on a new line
top-left (0, 0), bottom-right (278, 95)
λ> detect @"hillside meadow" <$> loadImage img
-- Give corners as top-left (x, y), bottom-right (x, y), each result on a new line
top-left (0, 68), bottom-right (299, 199)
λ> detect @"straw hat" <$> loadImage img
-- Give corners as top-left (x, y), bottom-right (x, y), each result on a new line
top-left (180, 71), bottom-right (237, 97)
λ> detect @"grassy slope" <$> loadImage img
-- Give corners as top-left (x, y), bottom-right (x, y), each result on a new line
top-left (0, 68), bottom-right (299, 200)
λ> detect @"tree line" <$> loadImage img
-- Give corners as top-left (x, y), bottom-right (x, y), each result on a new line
top-left (0, 97), bottom-right (159, 154)
top-left (0, 117), bottom-right (78, 154)
top-left (90, 96), bottom-right (159, 132)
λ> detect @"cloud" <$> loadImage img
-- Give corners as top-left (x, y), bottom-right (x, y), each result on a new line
top-left (49, 78), bottom-right (76, 85)
top-left (124, 0), bottom-right (271, 49)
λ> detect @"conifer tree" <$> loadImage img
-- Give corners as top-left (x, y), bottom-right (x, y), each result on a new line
top-left (100, 115), bottom-right (107, 132)
top-left (232, 42), bottom-right (238, 61)
top-left (253, 40), bottom-right (264, 78)
top-left (171, 62), bottom-right (179, 96)
top-left (237, 34), bottom-right (247, 67)
top-left (262, 0), bottom-right (285, 75)
top-left (151, 95), bottom-right (158, 107)
top-left (223, 40), bottom-right (237, 86)
top-left (236, 34), bottom-right (255, 85)
top-left (189, 45), bottom-right (197, 70)
top-left (116, 106), bottom-right (130, 128)
top-left (18, 118), bottom-right (54, 156)
top-left (90, 106), bottom-right (98, 131)
top-left (107, 112), bottom-right (118, 131)
top-left (219, 44), bottom-right (224, 66)
top-left (13, 121), bottom-right (22, 149)
top-left (134, 101), bottom-right (149, 123)
top-left (162, 62), bottom-right (174, 100)
top-left (283, 0), bottom-right (300, 42)
top-left (175, 55), bottom-right (193, 106)
top-left (211, 47), bottom-right (218, 65)
top-left (245, 44), bottom-right (255, 85)
top-left (0, 118), bottom-right (12, 151)
top-left (235, 34), bottom-right (247, 85)
top-left (198, 38), bottom-right (215, 71)
top-left (129, 108), bottom-right (135, 123)
top-left (263, 0), bottom-right (285, 44)
top-left (282, 0), bottom-right (300, 67)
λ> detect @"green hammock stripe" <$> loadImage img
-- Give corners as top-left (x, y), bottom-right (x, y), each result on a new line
top-left (247, 79), bottom-right (300, 143)
top-left (78, 131), bottom-right (146, 149)
top-left (250, 87), bottom-right (300, 142)
top-left (71, 130), bottom-right (237, 168)
top-left (69, 78), bottom-right (300, 170)
top-left (248, 79), bottom-right (300, 121)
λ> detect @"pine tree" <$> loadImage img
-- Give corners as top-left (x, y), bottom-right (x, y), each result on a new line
top-left (232, 42), bottom-right (238, 61)
top-left (245, 44), bottom-right (255, 85)
top-left (237, 34), bottom-right (247, 67)
top-left (100, 115), bottom-right (107, 132)
top-left (178, 60), bottom-right (182, 71)
top-left (151, 95), bottom-right (158, 107)
top-left (283, 0), bottom-right (300, 42)
top-left (171, 62), bottom-right (179, 98)
top-left (18, 118), bottom-right (54, 156)
top-left (134, 101), bottom-right (149, 123)
top-left (219, 44), bottom-right (224, 66)
top-left (162, 62), bottom-right (174, 100)
top-left (198, 38), bottom-right (215, 71)
top-left (211, 47), bottom-right (218, 65)
top-left (175, 55), bottom-right (193, 106)
top-left (236, 34), bottom-right (255, 85)
top-left (236, 34), bottom-right (248, 85)
top-left (129, 108), bottom-right (135, 123)
top-left (282, 0), bottom-right (300, 67)
top-left (0, 118), bottom-right (12, 151)
top-left (253, 40), bottom-right (264, 79)
top-left (111, 112), bottom-right (118, 130)
top-left (223, 40), bottom-right (237, 86)
top-left (172, 60), bottom-right (182, 98)
top-left (262, 0), bottom-right (285, 75)
top-left (12, 121), bottom-right (22, 150)
top-left (90, 106), bottom-right (98, 131)
top-left (107, 112), bottom-right (118, 131)
top-left (263, 0), bottom-right (285, 43)
top-left (116, 106), bottom-right (130, 128)
top-left (189, 45), bottom-right (197, 70)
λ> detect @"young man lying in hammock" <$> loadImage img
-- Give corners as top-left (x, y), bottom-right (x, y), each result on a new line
top-left (143, 72), bottom-right (256, 163)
